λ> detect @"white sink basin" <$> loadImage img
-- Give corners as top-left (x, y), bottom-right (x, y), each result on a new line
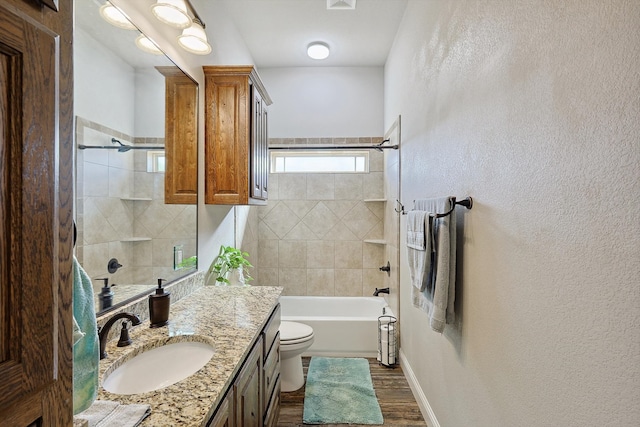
top-left (102, 341), bottom-right (215, 395)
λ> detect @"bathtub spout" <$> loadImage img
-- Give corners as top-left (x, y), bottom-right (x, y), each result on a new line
top-left (373, 287), bottom-right (389, 296)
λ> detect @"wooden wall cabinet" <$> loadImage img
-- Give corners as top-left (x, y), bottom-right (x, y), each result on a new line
top-left (157, 66), bottom-right (198, 205)
top-left (203, 66), bottom-right (272, 205)
top-left (207, 304), bottom-right (281, 427)
top-left (0, 0), bottom-right (73, 425)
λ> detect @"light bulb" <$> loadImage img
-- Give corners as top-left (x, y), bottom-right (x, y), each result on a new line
top-left (178, 22), bottom-right (212, 55)
top-left (151, 0), bottom-right (191, 29)
top-left (99, 1), bottom-right (136, 30)
top-left (135, 34), bottom-right (164, 55)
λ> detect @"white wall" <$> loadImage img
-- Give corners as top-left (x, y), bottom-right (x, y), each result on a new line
top-left (260, 67), bottom-right (384, 138)
top-left (74, 27), bottom-right (135, 135)
top-left (385, 1), bottom-right (640, 426)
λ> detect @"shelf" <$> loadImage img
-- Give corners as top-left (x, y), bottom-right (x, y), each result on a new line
top-left (364, 198), bottom-right (386, 202)
top-left (120, 237), bottom-right (152, 242)
top-left (120, 197), bottom-right (152, 201)
top-left (363, 239), bottom-right (386, 245)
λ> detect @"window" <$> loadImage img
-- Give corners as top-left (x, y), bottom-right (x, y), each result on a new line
top-left (270, 150), bottom-right (369, 173)
top-left (147, 150), bottom-right (166, 173)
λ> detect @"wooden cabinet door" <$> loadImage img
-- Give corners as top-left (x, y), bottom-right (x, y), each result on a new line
top-left (157, 66), bottom-right (198, 205)
top-left (234, 337), bottom-right (263, 427)
top-left (0, 0), bottom-right (73, 425)
top-left (207, 389), bottom-right (234, 427)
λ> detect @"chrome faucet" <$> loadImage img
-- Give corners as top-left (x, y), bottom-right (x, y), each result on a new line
top-left (98, 312), bottom-right (142, 359)
top-left (373, 287), bottom-right (390, 296)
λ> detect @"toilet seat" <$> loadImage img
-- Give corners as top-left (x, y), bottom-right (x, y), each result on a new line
top-left (280, 321), bottom-right (314, 345)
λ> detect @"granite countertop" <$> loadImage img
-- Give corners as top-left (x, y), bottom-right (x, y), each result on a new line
top-left (96, 285), bottom-right (282, 426)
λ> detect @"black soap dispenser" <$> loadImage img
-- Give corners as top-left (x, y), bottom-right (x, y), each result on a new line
top-left (149, 278), bottom-right (170, 328)
top-left (97, 278), bottom-right (114, 311)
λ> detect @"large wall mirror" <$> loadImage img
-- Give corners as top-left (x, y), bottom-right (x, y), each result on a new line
top-left (74, 0), bottom-right (198, 314)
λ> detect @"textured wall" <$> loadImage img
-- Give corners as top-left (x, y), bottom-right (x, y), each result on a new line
top-left (385, 1), bottom-right (640, 426)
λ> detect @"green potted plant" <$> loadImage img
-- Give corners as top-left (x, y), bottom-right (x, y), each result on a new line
top-left (205, 245), bottom-right (253, 286)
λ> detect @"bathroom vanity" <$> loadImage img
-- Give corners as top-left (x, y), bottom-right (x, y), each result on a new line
top-left (96, 285), bottom-right (282, 426)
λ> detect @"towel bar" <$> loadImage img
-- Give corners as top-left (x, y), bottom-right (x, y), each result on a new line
top-left (398, 196), bottom-right (473, 217)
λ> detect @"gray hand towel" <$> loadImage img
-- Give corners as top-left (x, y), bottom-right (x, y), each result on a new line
top-left (411, 197), bottom-right (457, 333)
top-left (75, 400), bottom-right (151, 427)
top-left (406, 210), bottom-right (432, 291)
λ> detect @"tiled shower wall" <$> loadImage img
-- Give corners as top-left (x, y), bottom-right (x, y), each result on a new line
top-left (76, 117), bottom-right (196, 293)
top-left (245, 137), bottom-right (388, 297)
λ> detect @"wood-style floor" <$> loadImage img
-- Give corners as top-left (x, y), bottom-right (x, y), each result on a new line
top-left (276, 357), bottom-right (428, 427)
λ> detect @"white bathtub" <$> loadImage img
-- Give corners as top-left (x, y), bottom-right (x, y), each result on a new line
top-left (279, 296), bottom-right (393, 358)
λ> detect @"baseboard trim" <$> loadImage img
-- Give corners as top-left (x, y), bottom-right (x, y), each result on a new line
top-left (399, 349), bottom-right (441, 427)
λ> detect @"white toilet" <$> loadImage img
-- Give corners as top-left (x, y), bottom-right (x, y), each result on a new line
top-left (279, 321), bottom-right (314, 392)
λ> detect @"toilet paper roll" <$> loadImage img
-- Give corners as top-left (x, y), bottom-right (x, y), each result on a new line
top-left (379, 323), bottom-right (395, 343)
top-left (380, 339), bottom-right (396, 365)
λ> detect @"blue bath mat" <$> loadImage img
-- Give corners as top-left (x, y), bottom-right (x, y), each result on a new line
top-left (303, 357), bottom-right (384, 425)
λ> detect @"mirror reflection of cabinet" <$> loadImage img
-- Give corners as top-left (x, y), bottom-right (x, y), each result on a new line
top-left (157, 66), bottom-right (198, 205)
top-left (203, 66), bottom-right (272, 205)
top-left (74, 0), bottom-right (198, 315)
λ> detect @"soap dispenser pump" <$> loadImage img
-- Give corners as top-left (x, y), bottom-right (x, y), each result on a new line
top-left (97, 278), bottom-right (114, 311)
top-left (149, 278), bottom-right (170, 328)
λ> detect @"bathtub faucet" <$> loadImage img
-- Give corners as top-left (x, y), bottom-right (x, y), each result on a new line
top-left (373, 287), bottom-right (389, 296)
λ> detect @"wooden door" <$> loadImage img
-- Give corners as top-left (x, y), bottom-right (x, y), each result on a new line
top-left (0, 0), bottom-right (73, 425)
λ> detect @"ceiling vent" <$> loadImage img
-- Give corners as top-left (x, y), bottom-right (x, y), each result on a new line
top-left (327, 0), bottom-right (356, 10)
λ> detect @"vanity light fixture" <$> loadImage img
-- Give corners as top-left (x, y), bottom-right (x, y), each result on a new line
top-left (307, 42), bottom-right (330, 60)
top-left (178, 20), bottom-right (212, 55)
top-left (151, 0), bottom-right (191, 29)
top-left (99, 1), bottom-right (136, 30)
top-left (135, 34), bottom-right (164, 55)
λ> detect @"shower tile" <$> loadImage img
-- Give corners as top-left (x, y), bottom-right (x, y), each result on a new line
top-left (267, 173), bottom-right (279, 200)
top-left (307, 269), bottom-right (335, 296)
top-left (256, 268), bottom-right (278, 286)
top-left (83, 163), bottom-right (109, 197)
top-left (335, 240), bottom-right (363, 269)
top-left (283, 222), bottom-right (317, 240)
top-left (322, 222), bottom-right (359, 241)
top-left (334, 269), bottom-right (363, 296)
top-left (335, 174), bottom-right (363, 200)
top-left (301, 202), bottom-right (339, 238)
top-left (366, 200), bottom-right (385, 219)
top-left (323, 200), bottom-right (357, 219)
top-left (258, 239), bottom-right (279, 268)
top-left (364, 220), bottom-right (384, 241)
top-left (369, 150), bottom-right (384, 172)
top-left (263, 203), bottom-right (300, 239)
top-left (363, 268), bottom-right (385, 296)
top-left (342, 202), bottom-right (379, 239)
top-left (363, 243), bottom-right (384, 269)
top-left (279, 268), bottom-right (307, 295)
top-left (284, 200), bottom-right (317, 219)
top-left (278, 240), bottom-right (307, 268)
top-left (307, 174), bottom-right (335, 200)
top-left (278, 174), bottom-right (307, 200)
top-left (258, 220), bottom-right (279, 240)
top-left (363, 172), bottom-right (384, 199)
top-left (307, 240), bottom-right (335, 268)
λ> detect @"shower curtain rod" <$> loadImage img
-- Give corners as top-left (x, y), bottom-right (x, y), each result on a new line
top-left (77, 145), bottom-right (165, 152)
top-left (269, 138), bottom-right (397, 152)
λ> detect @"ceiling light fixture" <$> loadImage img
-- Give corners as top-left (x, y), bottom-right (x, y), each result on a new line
top-left (135, 34), bottom-right (164, 55)
top-left (307, 42), bottom-right (330, 60)
top-left (151, 0), bottom-right (191, 29)
top-left (99, 1), bottom-right (136, 30)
